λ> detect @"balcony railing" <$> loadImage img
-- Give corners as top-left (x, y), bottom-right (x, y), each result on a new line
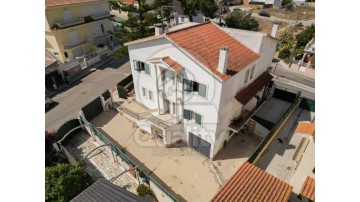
top-left (91, 11), bottom-right (111, 20)
top-left (55, 17), bottom-right (85, 29)
top-left (63, 39), bottom-right (89, 50)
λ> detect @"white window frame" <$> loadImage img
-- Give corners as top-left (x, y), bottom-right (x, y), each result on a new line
top-left (142, 87), bottom-right (147, 97)
top-left (244, 69), bottom-right (250, 84)
top-left (148, 90), bottom-right (153, 101)
top-left (250, 65), bottom-right (255, 80)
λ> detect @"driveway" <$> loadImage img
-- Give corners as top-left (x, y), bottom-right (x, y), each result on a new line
top-left (45, 57), bottom-right (131, 131)
top-left (91, 110), bottom-right (260, 202)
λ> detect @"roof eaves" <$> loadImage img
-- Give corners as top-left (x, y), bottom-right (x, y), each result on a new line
top-left (124, 34), bottom-right (166, 46)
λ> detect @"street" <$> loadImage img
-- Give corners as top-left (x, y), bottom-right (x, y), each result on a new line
top-left (45, 57), bottom-right (131, 131)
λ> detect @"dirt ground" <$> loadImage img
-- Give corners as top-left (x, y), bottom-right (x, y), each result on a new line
top-left (256, 6), bottom-right (315, 21)
top-left (255, 17), bottom-right (289, 35)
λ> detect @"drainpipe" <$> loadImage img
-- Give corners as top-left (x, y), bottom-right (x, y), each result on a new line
top-left (155, 64), bottom-right (161, 114)
top-left (175, 71), bottom-right (178, 123)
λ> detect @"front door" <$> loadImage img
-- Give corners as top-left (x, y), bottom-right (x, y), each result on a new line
top-left (163, 98), bottom-right (169, 114)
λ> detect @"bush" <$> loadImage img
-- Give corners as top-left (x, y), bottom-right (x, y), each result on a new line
top-left (285, 2), bottom-right (294, 11)
top-left (46, 131), bottom-right (57, 167)
top-left (279, 48), bottom-right (291, 59)
top-left (137, 184), bottom-right (151, 197)
top-left (45, 163), bottom-right (93, 202)
top-left (225, 11), bottom-right (259, 30)
top-left (296, 24), bottom-right (315, 48)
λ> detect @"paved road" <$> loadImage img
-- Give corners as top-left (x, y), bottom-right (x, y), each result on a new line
top-left (270, 61), bottom-right (315, 100)
top-left (45, 57), bottom-right (131, 131)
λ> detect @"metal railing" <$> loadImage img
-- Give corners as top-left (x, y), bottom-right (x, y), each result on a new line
top-left (79, 115), bottom-right (178, 201)
top-left (91, 12), bottom-right (111, 20)
top-left (55, 17), bottom-right (85, 28)
top-left (64, 39), bottom-right (89, 49)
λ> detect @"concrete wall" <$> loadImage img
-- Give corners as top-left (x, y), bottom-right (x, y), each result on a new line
top-left (150, 181), bottom-right (174, 202)
top-left (164, 124), bottom-right (186, 147)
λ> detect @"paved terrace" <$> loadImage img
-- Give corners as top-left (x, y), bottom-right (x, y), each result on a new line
top-left (91, 110), bottom-right (260, 202)
top-left (255, 108), bottom-right (315, 183)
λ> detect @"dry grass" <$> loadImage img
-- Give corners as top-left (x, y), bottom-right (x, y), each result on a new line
top-left (255, 17), bottom-right (288, 35)
top-left (256, 6), bottom-right (315, 21)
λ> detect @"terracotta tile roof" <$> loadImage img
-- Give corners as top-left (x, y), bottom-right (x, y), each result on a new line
top-left (211, 162), bottom-right (292, 202)
top-left (295, 122), bottom-right (315, 137)
top-left (45, 0), bottom-right (99, 7)
top-left (166, 22), bottom-right (260, 81)
top-left (300, 177), bottom-right (315, 201)
top-left (148, 56), bottom-right (183, 72)
top-left (235, 71), bottom-right (273, 105)
top-left (125, 22), bottom-right (260, 81)
top-left (119, 0), bottom-right (138, 5)
top-left (45, 58), bottom-right (56, 68)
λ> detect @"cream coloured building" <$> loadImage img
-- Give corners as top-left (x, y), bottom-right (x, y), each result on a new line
top-left (45, 0), bottom-right (114, 63)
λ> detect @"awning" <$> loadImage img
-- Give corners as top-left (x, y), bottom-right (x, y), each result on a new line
top-left (235, 71), bottom-right (273, 105)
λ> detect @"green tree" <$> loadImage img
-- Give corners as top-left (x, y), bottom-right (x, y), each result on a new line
top-left (45, 131), bottom-right (57, 167)
top-left (296, 24), bottom-right (315, 48)
top-left (137, 184), bottom-right (151, 197)
top-left (180, 0), bottom-right (218, 19)
top-left (225, 11), bottom-right (259, 30)
top-left (45, 163), bottom-right (93, 202)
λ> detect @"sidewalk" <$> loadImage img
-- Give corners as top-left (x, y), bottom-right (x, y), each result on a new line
top-left (274, 60), bottom-right (315, 80)
top-left (46, 56), bottom-right (115, 97)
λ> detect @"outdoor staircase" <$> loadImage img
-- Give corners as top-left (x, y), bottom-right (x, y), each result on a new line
top-left (247, 120), bottom-right (256, 135)
top-left (292, 137), bottom-right (310, 167)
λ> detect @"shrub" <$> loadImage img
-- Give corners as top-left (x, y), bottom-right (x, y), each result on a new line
top-left (137, 184), bottom-right (151, 197)
top-left (46, 131), bottom-right (57, 167)
top-left (279, 48), bottom-right (291, 59)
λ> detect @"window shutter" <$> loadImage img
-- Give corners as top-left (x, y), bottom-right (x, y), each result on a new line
top-left (195, 113), bottom-right (202, 125)
top-left (134, 61), bottom-right (140, 71)
top-left (198, 83), bottom-right (206, 97)
top-left (144, 63), bottom-right (150, 74)
top-left (183, 79), bottom-right (192, 92)
top-left (183, 109), bottom-right (191, 120)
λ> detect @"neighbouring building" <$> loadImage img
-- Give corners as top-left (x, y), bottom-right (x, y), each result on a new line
top-left (45, 0), bottom-right (115, 64)
top-left (70, 178), bottom-right (152, 202)
top-left (211, 162), bottom-right (293, 202)
top-left (249, 0), bottom-right (283, 8)
top-left (45, 58), bottom-right (63, 92)
top-left (171, 0), bottom-right (205, 24)
top-left (123, 22), bottom-right (277, 159)
top-left (299, 176), bottom-right (315, 202)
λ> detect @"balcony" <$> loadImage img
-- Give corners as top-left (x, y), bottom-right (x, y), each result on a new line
top-left (63, 38), bottom-right (90, 50)
top-left (90, 11), bottom-right (111, 20)
top-left (55, 17), bottom-right (85, 29)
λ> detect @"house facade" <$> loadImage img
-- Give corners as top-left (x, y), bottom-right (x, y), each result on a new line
top-left (124, 22), bottom-right (276, 159)
top-left (45, 0), bottom-right (115, 63)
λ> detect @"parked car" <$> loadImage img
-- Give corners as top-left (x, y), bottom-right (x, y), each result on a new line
top-left (259, 11), bottom-right (270, 17)
top-left (272, 58), bottom-right (280, 62)
top-left (46, 96), bottom-right (53, 109)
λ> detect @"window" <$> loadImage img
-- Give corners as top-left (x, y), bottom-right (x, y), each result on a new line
top-left (142, 87), bottom-right (147, 97)
top-left (100, 24), bottom-right (105, 34)
top-left (183, 109), bottom-right (202, 125)
top-left (250, 65), bottom-right (255, 80)
top-left (183, 79), bottom-right (207, 98)
top-left (148, 90), bottom-right (153, 100)
top-left (134, 60), bottom-right (150, 75)
top-left (64, 51), bottom-right (68, 58)
top-left (244, 69), bottom-right (250, 84)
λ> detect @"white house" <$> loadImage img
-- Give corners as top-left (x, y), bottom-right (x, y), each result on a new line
top-left (249, 0), bottom-right (283, 8)
top-left (124, 22), bottom-right (276, 159)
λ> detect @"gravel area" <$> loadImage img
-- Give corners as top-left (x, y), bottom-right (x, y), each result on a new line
top-left (65, 131), bottom-right (138, 194)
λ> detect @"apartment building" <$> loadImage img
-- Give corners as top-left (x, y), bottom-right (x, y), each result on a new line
top-left (124, 22), bottom-right (277, 159)
top-left (45, 0), bottom-right (114, 63)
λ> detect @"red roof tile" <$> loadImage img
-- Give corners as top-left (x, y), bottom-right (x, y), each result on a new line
top-left (45, 58), bottom-right (56, 68)
top-left (295, 122), bottom-right (315, 137)
top-left (211, 162), bottom-right (292, 202)
top-left (119, 0), bottom-right (138, 5)
top-left (166, 22), bottom-right (260, 81)
top-left (235, 71), bottom-right (273, 105)
top-left (45, 0), bottom-right (99, 7)
top-left (300, 177), bottom-right (315, 201)
top-left (148, 56), bottom-right (183, 72)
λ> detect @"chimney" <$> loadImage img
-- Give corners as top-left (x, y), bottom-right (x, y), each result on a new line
top-left (217, 46), bottom-right (229, 74)
top-left (271, 22), bottom-right (279, 38)
top-left (173, 11), bottom-right (179, 26)
top-left (155, 23), bottom-right (163, 36)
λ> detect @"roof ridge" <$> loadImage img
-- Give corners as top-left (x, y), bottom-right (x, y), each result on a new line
top-left (166, 21), bottom-right (211, 35)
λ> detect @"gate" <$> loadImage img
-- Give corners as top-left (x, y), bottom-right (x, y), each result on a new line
top-left (300, 98), bottom-right (315, 112)
top-left (188, 132), bottom-right (211, 158)
top-left (81, 97), bottom-right (103, 121)
top-left (56, 119), bottom-right (81, 143)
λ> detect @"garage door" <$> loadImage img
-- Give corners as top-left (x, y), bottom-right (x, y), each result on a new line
top-left (188, 132), bottom-right (211, 158)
